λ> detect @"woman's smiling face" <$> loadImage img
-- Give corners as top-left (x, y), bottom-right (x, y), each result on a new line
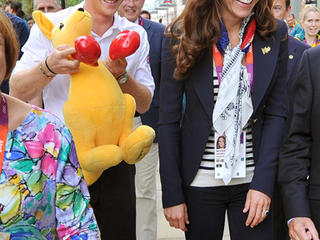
top-left (221, 0), bottom-right (259, 22)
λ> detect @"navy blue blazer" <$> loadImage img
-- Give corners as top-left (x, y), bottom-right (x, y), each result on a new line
top-left (272, 35), bottom-right (309, 240)
top-left (279, 46), bottom-right (320, 221)
top-left (140, 19), bottom-right (165, 142)
top-left (287, 36), bottom-right (309, 93)
top-left (159, 20), bottom-right (288, 208)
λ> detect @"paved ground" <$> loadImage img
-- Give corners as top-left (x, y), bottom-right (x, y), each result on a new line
top-left (156, 166), bottom-right (231, 240)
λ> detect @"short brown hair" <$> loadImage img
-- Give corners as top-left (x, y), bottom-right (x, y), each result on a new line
top-left (286, 0), bottom-right (290, 8)
top-left (0, 11), bottom-right (19, 79)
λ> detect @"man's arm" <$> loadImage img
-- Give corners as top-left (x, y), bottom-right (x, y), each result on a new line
top-left (28, 93), bottom-right (43, 108)
top-left (104, 28), bottom-right (154, 113)
top-left (10, 45), bottom-right (80, 102)
top-left (278, 50), bottom-right (313, 220)
top-left (104, 57), bottom-right (152, 113)
top-left (119, 75), bottom-right (151, 113)
top-left (10, 21), bottom-right (79, 102)
top-left (10, 62), bottom-right (53, 102)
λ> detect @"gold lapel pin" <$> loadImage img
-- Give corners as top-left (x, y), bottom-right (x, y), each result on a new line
top-left (261, 46), bottom-right (271, 55)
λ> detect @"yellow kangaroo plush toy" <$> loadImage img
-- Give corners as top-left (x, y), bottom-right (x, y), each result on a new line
top-left (32, 9), bottom-right (155, 186)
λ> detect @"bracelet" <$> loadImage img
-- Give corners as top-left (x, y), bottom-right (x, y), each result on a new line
top-left (45, 57), bottom-right (57, 75)
top-left (39, 61), bottom-right (54, 79)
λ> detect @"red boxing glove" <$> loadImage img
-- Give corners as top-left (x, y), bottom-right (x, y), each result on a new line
top-left (109, 30), bottom-right (140, 60)
top-left (72, 35), bottom-right (101, 66)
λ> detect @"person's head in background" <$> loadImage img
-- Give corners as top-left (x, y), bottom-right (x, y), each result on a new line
top-left (33, 0), bottom-right (60, 13)
top-left (140, 10), bottom-right (150, 20)
top-left (300, 6), bottom-right (320, 45)
top-left (272, 0), bottom-right (291, 20)
top-left (286, 13), bottom-right (296, 27)
top-left (6, 1), bottom-right (25, 19)
top-left (0, 11), bottom-right (19, 82)
top-left (25, 15), bottom-right (34, 29)
top-left (118, 0), bottom-right (145, 22)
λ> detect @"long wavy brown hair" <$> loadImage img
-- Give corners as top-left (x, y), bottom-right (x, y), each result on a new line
top-left (168, 0), bottom-right (277, 79)
top-left (0, 11), bottom-right (19, 80)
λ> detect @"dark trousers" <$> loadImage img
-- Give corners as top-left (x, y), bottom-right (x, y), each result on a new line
top-left (88, 161), bottom-right (136, 240)
top-left (272, 183), bottom-right (290, 240)
top-left (185, 183), bottom-right (273, 240)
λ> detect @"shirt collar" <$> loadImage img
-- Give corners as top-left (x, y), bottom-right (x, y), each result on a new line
top-left (91, 12), bottom-right (122, 40)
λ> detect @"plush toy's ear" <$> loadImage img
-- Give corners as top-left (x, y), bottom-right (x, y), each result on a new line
top-left (32, 10), bottom-right (55, 40)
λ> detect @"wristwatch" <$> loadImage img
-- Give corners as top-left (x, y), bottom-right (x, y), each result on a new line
top-left (117, 72), bottom-right (129, 85)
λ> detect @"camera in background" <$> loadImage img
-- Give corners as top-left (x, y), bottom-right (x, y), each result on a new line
top-left (306, 0), bottom-right (317, 5)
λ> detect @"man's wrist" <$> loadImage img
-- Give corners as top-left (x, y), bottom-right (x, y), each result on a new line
top-left (288, 218), bottom-right (295, 226)
top-left (44, 57), bottom-right (57, 75)
top-left (39, 61), bottom-right (55, 79)
top-left (116, 71), bottom-right (129, 85)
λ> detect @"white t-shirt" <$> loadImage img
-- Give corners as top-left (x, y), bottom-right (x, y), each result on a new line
top-left (12, 2), bottom-right (154, 122)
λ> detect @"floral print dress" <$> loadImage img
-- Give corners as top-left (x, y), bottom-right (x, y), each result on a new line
top-left (0, 107), bottom-right (99, 239)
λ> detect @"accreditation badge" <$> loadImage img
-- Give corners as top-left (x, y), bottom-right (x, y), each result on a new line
top-left (214, 131), bottom-right (246, 179)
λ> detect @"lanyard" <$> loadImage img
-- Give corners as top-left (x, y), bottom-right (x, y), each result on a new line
top-left (212, 19), bottom-right (255, 91)
top-left (304, 36), bottom-right (319, 47)
top-left (213, 44), bottom-right (254, 91)
top-left (138, 16), bottom-right (143, 26)
top-left (0, 95), bottom-right (8, 176)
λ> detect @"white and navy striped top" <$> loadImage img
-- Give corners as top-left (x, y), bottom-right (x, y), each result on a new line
top-left (191, 71), bottom-right (255, 187)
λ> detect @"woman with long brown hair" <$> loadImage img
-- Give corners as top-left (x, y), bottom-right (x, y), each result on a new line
top-left (158, 0), bottom-right (288, 239)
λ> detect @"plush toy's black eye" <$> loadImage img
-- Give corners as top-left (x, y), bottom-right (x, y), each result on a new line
top-left (59, 23), bottom-right (64, 30)
top-left (78, 8), bottom-right (84, 12)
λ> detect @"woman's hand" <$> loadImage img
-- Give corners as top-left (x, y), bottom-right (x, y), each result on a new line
top-left (46, 44), bottom-right (80, 75)
top-left (243, 189), bottom-right (271, 228)
top-left (164, 203), bottom-right (189, 232)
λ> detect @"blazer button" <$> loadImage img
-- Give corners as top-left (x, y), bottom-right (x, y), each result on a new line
top-left (253, 118), bottom-right (258, 124)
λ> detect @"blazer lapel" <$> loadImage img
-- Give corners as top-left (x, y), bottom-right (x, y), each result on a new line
top-left (252, 33), bottom-right (280, 113)
top-left (287, 37), bottom-right (297, 79)
top-left (191, 51), bottom-right (214, 120)
top-left (190, 34), bottom-right (280, 120)
top-left (142, 20), bottom-right (153, 42)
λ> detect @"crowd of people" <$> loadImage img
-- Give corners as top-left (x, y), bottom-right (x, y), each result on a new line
top-left (0, 0), bottom-right (320, 240)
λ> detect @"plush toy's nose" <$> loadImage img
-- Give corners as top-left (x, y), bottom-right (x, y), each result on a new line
top-left (78, 8), bottom-right (84, 12)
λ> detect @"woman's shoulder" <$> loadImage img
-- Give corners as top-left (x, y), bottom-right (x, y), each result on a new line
top-left (24, 106), bottom-right (72, 139)
top-left (30, 105), bottom-right (59, 120)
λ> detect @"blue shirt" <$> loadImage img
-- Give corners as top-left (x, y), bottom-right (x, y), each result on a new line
top-left (1, 11), bottom-right (30, 94)
top-left (3, 11), bottom-right (30, 59)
